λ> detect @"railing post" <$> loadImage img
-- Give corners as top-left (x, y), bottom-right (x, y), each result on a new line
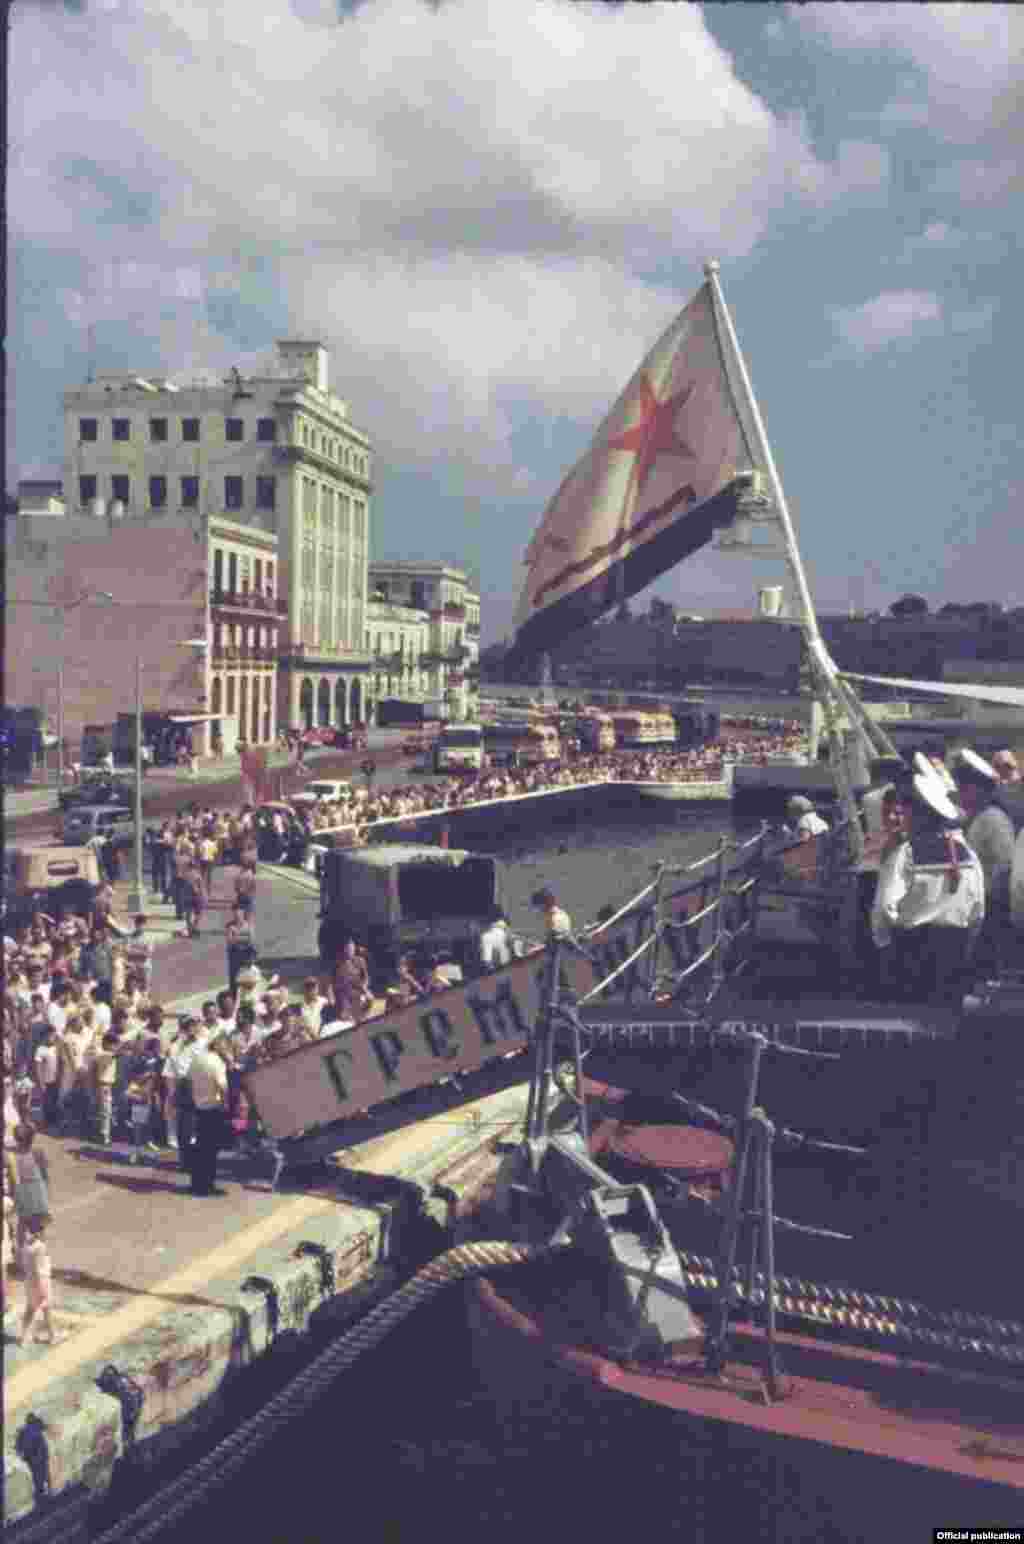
top-left (709, 836), bottom-right (730, 996)
top-left (646, 862), bottom-right (665, 997)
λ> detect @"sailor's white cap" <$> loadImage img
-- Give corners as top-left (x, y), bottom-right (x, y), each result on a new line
top-left (911, 772), bottom-right (961, 822)
top-left (787, 795), bottom-right (813, 814)
top-left (954, 747), bottom-right (999, 786)
top-left (913, 751), bottom-right (945, 783)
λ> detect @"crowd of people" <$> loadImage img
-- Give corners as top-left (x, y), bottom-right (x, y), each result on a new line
top-left (292, 726), bottom-right (810, 843)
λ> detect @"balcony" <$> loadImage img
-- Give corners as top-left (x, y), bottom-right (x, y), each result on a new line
top-left (211, 588), bottom-right (287, 616)
top-left (212, 645), bottom-right (278, 668)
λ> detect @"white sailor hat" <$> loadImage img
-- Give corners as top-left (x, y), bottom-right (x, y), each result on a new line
top-left (954, 747), bottom-right (999, 786)
top-left (786, 795), bottom-right (814, 814)
top-left (910, 772), bottom-right (961, 822)
top-left (913, 751), bottom-right (945, 783)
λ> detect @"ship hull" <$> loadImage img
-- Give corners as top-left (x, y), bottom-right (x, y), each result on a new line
top-left (466, 1269), bottom-right (1024, 1541)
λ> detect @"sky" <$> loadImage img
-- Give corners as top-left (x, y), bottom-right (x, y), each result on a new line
top-left (8, 0), bottom-right (1022, 644)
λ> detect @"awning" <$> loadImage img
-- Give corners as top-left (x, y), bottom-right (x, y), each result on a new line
top-left (168, 714), bottom-right (224, 724)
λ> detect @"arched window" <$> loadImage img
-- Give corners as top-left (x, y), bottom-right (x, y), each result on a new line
top-left (210, 677), bottom-right (222, 714)
top-left (349, 678), bottom-right (362, 724)
top-left (317, 678), bottom-right (331, 726)
top-left (299, 677), bottom-right (314, 731)
top-left (335, 678), bottom-right (347, 725)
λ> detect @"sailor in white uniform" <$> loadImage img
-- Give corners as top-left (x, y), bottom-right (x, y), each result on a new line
top-left (871, 772), bottom-right (984, 1002)
top-left (953, 748), bottom-right (1016, 973)
top-left (853, 755), bottom-right (907, 991)
top-left (786, 795), bottom-right (829, 842)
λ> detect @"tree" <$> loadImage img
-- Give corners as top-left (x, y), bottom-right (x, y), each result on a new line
top-left (889, 593), bottom-right (928, 618)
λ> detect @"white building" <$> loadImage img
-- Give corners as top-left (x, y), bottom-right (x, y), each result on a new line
top-left (366, 599), bottom-right (431, 709)
top-left (367, 561), bottom-right (479, 719)
top-left (62, 340), bottom-right (373, 734)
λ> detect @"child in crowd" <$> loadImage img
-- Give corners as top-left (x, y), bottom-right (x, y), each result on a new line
top-left (92, 1033), bottom-right (119, 1145)
top-left (10, 1124), bottom-right (50, 1255)
top-left (17, 1215), bottom-right (62, 1346)
top-left (125, 1076), bottom-right (154, 1164)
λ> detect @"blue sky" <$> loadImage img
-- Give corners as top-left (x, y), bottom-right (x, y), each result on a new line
top-left (9, 0), bottom-right (1022, 641)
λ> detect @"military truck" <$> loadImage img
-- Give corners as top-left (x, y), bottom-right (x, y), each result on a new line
top-left (317, 842), bottom-right (500, 983)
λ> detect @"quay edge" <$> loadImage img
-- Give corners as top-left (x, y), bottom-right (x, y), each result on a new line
top-left (2, 1082), bottom-right (531, 1531)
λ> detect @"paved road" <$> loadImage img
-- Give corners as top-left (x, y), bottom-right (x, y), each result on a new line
top-left (5, 730), bottom-right (437, 835)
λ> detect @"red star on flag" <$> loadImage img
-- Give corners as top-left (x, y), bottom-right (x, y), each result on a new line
top-left (606, 377), bottom-right (696, 497)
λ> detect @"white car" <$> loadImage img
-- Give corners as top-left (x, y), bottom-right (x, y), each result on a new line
top-left (290, 778), bottom-right (353, 810)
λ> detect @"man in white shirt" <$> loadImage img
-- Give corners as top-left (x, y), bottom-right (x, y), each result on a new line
top-left (954, 749), bottom-right (1016, 973)
top-left (46, 986), bottom-right (70, 1035)
top-left (479, 908), bottom-right (513, 970)
top-left (187, 1038), bottom-right (229, 1196)
top-left (166, 1017), bottom-right (202, 1157)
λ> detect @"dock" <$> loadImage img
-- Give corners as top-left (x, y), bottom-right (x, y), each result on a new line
top-left (3, 1079), bottom-right (529, 1526)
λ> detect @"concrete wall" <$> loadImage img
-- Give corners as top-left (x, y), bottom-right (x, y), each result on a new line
top-left (7, 516), bottom-right (210, 749)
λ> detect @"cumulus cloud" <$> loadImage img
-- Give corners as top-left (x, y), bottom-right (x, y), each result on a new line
top-left (829, 290), bottom-right (942, 353)
top-left (11, 0), bottom-right (888, 488)
top-left (794, 3), bottom-right (1023, 146)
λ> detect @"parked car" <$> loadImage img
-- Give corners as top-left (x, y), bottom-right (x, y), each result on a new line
top-left (290, 778), bottom-right (353, 810)
top-left (58, 776), bottom-right (132, 811)
top-left (3, 846), bottom-right (102, 930)
top-left (61, 804), bottom-right (136, 850)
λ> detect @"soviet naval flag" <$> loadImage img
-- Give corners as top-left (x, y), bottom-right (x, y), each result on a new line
top-left (514, 280), bottom-right (758, 656)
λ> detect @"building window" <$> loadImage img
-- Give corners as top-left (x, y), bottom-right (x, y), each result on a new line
top-left (226, 676), bottom-right (236, 715)
top-left (257, 417), bottom-right (276, 442)
top-left (228, 553), bottom-right (239, 593)
top-left (255, 475), bottom-right (276, 511)
top-left (213, 549), bottom-right (224, 593)
top-left (266, 563), bottom-right (274, 595)
top-left (79, 418), bottom-right (98, 442)
top-left (79, 475), bottom-right (97, 505)
top-left (225, 417), bottom-right (244, 442)
top-left (254, 558), bottom-right (263, 593)
top-left (225, 476), bottom-right (243, 510)
top-left (110, 475), bottom-right (130, 505)
top-left (181, 476), bottom-right (199, 508)
top-left (112, 418), bottom-right (130, 441)
top-left (149, 417), bottom-right (168, 442)
top-left (182, 417), bottom-right (200, 442)
top-left (301, 422), bottom-right (309, 447)
top-left (149, 476), bottom-right (167, 509)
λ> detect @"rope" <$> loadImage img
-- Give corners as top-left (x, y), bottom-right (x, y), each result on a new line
top-left (83, 1239), bottom-right (563, 1544)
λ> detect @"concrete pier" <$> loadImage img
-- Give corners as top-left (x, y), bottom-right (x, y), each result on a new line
top-left (2, 1081), bottom-right (528, 1526)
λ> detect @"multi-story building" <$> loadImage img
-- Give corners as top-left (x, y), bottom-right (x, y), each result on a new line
top-left (208, 518), bottom-right (282, 746)
top-left (366, 599), bottom-right (431, 711)
top-left (62, 339), bottom-right (373, 734)
top-left (7, 499), bottom-right (218, 753)
top-left (367, 561), bottom-right (479, 719)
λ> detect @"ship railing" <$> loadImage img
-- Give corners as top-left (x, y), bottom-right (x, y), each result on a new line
top-left (575, 824), bottom-right (771, 1007)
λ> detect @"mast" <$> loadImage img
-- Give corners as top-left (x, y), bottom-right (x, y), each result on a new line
top-left (703, 261), bottom-right (900, 852)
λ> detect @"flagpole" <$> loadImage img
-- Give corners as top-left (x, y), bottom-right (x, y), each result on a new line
top-left (702, 259), bottom-right (896, 763)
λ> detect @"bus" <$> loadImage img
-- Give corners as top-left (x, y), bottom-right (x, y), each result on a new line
top-left (433, 723), bottom-right (485, 774)
top-left (571, 710), bottom-right (616, 753)
top-left (611, 709), bottom-right (678, 749)
top-left (483, 720), bottom-right (561, 767)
